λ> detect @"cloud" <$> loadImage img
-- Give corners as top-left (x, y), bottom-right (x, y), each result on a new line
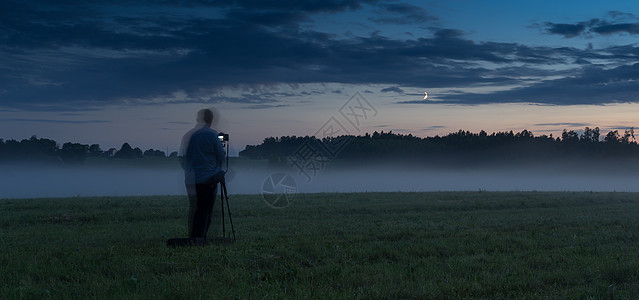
top-left (544, 22), bottom-right (589, 38)
top-left (542, 12), bottom-right (639, 38)
top-left (534, 123), bottom-right (590, 127)
top-left (221, 0), bottom-right (378, 13)
top-left (0, 5), bottom-right (529, 108)
top-left (0, 118), bottom-right (110, 124)
top-left (421, 125), bottom-right (446, 131)
top-left (592, 22), bottom-right (639, 35)
top-left (370, 3), bottom-right (438, 25)
top-left (381, 86), bottom-right (404, 93)
top-left (1, 2), bottom-right (639, 109)
top-left (611, 126), bottom-right (638, 130)
top-left (403, 63), bottom-right (639, 105)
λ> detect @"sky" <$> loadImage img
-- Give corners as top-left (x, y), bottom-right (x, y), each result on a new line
top-left (2, 0), bottom-right (639, 155)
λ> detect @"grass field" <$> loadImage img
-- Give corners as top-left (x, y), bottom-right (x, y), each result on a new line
top-left (2, 191), bottom-right (639, 298)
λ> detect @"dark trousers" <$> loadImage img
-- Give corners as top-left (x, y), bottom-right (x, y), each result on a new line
top-left (189, 181), bottom-right (218, 239)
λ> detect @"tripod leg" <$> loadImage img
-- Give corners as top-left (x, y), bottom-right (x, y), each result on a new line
top-left (220, 181), bottom-right (225, 238)
top-left (221, 181), bottom-right (236, 241)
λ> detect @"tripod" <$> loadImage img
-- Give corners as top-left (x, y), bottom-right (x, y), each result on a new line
top-left (217, 175), bottom-right (236, 242)
top-left (217, 135), bottom-right (236, 242)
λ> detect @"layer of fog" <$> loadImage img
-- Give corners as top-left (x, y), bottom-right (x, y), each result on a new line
top-left (2, 162), bottom-right (639, 199)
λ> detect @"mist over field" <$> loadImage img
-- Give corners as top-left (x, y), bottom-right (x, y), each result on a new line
top-left (2, 159), bottom-right (639, 199)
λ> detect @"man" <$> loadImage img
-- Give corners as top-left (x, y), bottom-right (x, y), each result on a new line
top-left (180, 109), bottom-right (226, 240)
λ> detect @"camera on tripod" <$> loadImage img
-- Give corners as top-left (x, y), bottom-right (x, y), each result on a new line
top-left (218, 132), bottom-right (229, 143)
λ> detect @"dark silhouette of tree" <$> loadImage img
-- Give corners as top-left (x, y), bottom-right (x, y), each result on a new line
top-left (515, 129), bottom-right (533, 139)
top-left (239, 127), bottom-right (639, 165)
top-left (561, 129), bottom-right (579, 143)
top-left (24, 136), bottom-right (58, 158)
top-left (143, 149), bottom-right (166, 157)
top-left (580, 127), bottom-right (600, 143)
top-left (0, 136), bottom-right (59, 162)
top-left (114, 143), bottom-right (144, 159)
top-left (115, 143), bottom-right (139, 159)
top-left (622, 128), bottom-right (635, 144)
top-left (133, 147), bottom-right (143, 158)
top-left (88, 144), bottom-right (103, 157)
top-left (60, 142), bottom-right (89, 164)
top-left (4, 127), bottom-right (639, 165)
top-left (605, 130), bottom-right (620, 143)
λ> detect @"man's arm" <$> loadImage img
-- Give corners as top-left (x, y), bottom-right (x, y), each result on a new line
top-left (179, 127), bottom-right (197, 170)
top-left (178, 155), bottom-right (187, 169)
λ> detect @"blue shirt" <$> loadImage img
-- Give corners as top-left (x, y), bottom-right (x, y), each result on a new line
top-left (183, 127), bottom-right (225, 184)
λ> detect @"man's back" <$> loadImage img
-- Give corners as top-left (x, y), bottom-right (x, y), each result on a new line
top-left (184, 127), bottom-right (225, 184)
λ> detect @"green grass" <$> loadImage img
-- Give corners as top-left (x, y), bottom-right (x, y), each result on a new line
top-left (2, 192), bottom-right (639, 298)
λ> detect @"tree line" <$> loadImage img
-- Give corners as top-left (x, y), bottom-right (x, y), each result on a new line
top-left (239, 127), bottom-right (639, 165)
top-left (0, 136), bottom-right (177, 164)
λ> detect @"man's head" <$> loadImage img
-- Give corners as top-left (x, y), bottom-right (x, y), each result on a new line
top-left (196, 109), bottom-right (214, 126)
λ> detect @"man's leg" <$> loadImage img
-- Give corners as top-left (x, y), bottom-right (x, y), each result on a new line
top-left (186, 184), bottom-right (197, 236)
top-left (199, 173), bottom-right (223, 238)
top-left (190, 183), bottom-right (217, 239)
top-left (204, 184), bottom-right (218, 237)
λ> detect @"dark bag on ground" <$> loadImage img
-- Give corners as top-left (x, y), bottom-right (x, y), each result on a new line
top-left (166, 237), bottom-right (206, 247)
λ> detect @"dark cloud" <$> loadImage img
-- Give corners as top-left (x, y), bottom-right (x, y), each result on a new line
top-left (370, 3), bottom-right (437, 25)
top-left (545, 20), bottom-right (639, 37)
top-left (417, 63), bottom-right (639, 105)
top-left (543, 12), bottom-right (639, 38)
top-left (0, 2), bottom-right (540, 108)
top-left (421, 125), bottom-right (446, 131)
top-left (544, 22), bottom-right (589, 38)
top-left (534, 123), bottom-right (590, 127)
top-left (611, 126), bottom-right (638, 130)
top-left (381, 86), bottom-right (404, 93)
top-left (592, 22), bottom-right (639, 35)
top-left (1, 1), bottom-right (639, 109)
top-left (218, 0), bottom-right (379, 13)
top-left (0, 118), bottom-right (110, 124)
